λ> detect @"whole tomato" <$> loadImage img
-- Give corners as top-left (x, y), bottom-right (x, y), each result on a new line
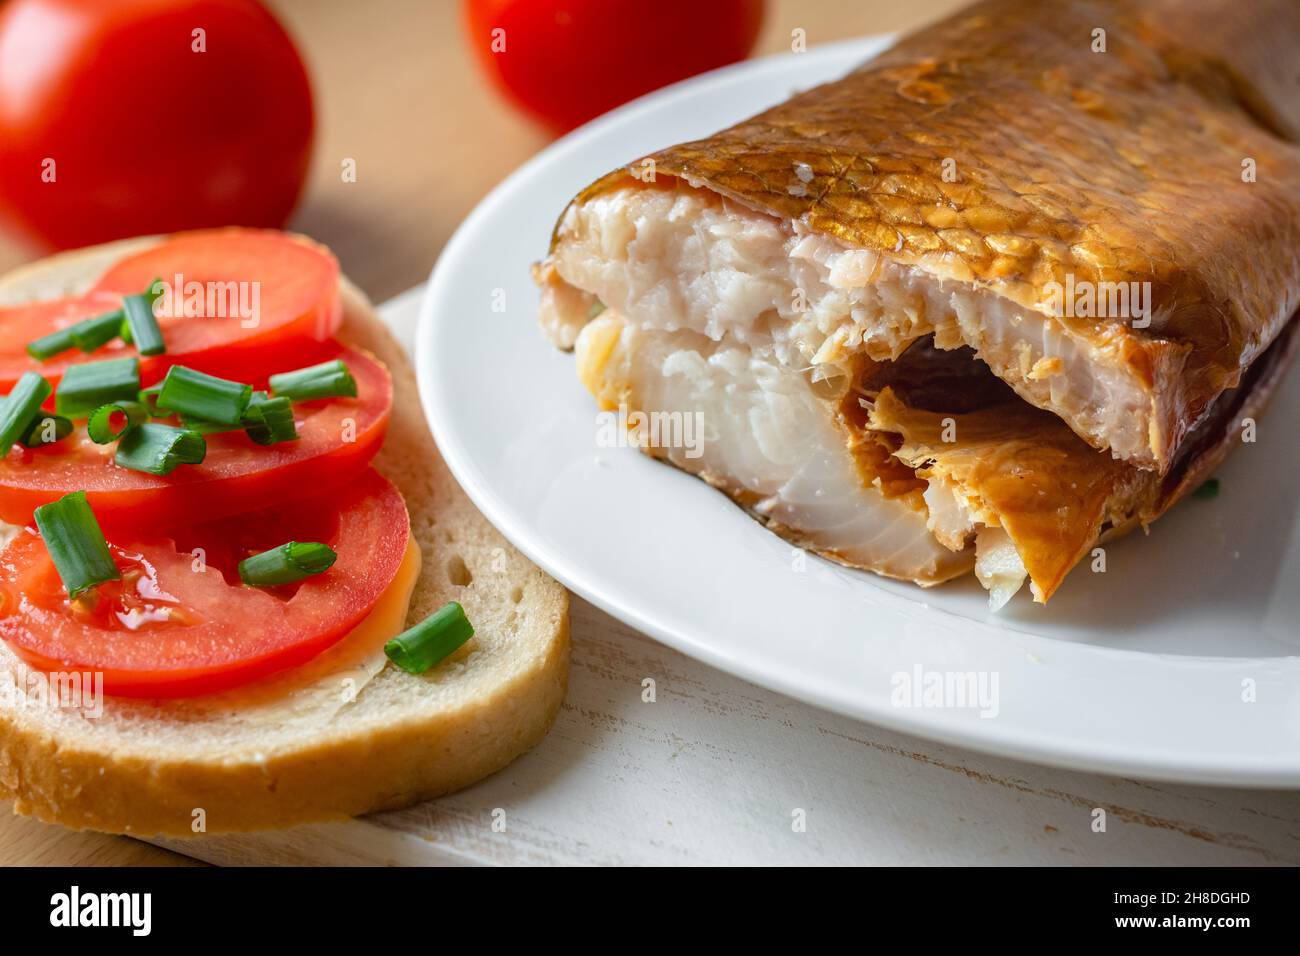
top-left (464, 0), bottom-right (766, 133)
top-left (0, 0), bottom-right (314, 250)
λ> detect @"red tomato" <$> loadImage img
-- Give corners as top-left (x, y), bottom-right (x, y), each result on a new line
top-left (0, 0), bottom-right (314, 250)
top-left (0, 229), bottom-right (342, 393)
top-left (464, 0), bottom-right (765, 133)
top-left (0, 467), bottom-right (410, 697)
top-left (0, 344), bottom-right (390, 531)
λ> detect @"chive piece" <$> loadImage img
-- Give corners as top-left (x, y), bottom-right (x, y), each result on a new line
top-left (138, 385), bottom-right (166, 417)
top-left (27, 310), bottom-right (129, 362)
top-left (1194, 478), bottom-right (1220, 500)
top-left (179, 417), bottom-right (241, 436)
top-left (384, 602), bottom-right (475, 675)
top-left (179, 414), bottom-right (268, 436)
top-left (114, 422), bottom-right (206, 476)
top-left (25, 328), bottom-right (76, 362)
top-left (0, 372), bottom-right (53, 451)
top-left (19, 414), bottom-right (73, 448)
top-left (70, 310), bottom-right (127, 352)
top-left (122, 284), bottom-right (165, 356)
top-left (55, 358), bottom-right (140, 419)
top-left (238, 541), bottom-right (337, 587)
top-left (156, 365), bottom-right (252, 427)
top-left (178, 388), bottom-right (270, 435)
top-left (33, 492), bottom-right (120, 599)
top-left (86, 401), bottom-right (148, 444)
top-left (269, 359), bottom-right (357, 402)
top-left (27, 311), bottom-right (128, 362)
top-left (243, 394), bottom-right (299, 445)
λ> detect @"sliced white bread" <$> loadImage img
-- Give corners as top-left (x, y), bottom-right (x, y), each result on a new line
top-left (0, 236), bottom-right (570, 836)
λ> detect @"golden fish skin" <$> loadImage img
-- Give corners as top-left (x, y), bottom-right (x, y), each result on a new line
top-left (559, 0), bottom-right (1300, 474)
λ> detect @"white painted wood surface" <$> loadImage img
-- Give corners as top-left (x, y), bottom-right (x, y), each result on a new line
top-left (149, 290), bottom-right (1300, 866)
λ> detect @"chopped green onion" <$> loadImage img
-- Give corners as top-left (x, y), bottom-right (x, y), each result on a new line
top-left (156, 366), bottom-right (251, 427)
top-left (55, 358), bottom-right (140, 419)
top-left (26, 310), bottom-right (124, 361)
top-left (121, 282), bottom-right (165, 356)
top-left (0, 372), bottom-right (53, 451)
top-left (384, 602), bottom-right (475, 675)
top-left (33, 492), bottom-right (120, 599)
top-left (19, 414), bottom-right (73, 448)
top-left (25, 328), bottom-right (75, 362)
top-left (1194, 478), bottom-right (1220, 500)
top-left (70, 310), bottom-right (127, 352)
top-left (238, 541), bottom-right (337, 587)
top-left (87, 401), bottom-right (148, 444)
top-left (138, 385), bottom-right (166, 417)
top-left (178, 417), bottom-right (241, 436)
top-left (114, 422), bottom-right (206, 476)
top-left (269, 359), bottom-right (357, 402)
top-left (243, 394), bottom-right (299, 445)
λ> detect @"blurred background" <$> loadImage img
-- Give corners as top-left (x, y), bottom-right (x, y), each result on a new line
top-left (1, 0), bottom-right (967, 865)
top-left (0, 0), bottom-right (965, 304)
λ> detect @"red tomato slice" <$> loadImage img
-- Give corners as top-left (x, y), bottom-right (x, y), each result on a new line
top-left (0, 467), bottom-right (410, 698)
top-left (0, 229), bottom-right (342, 392)
top-left (0, 344), bottom-right (391, 531)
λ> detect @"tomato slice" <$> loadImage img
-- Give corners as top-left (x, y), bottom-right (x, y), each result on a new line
top-left (0, 467), bottom-right (410, 698)
top-left (0, 229), bottom-right (342, 392)
top-left (0, 344), bottom-right (391, 531)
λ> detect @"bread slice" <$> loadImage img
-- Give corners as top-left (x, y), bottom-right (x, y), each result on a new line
top-left (0, 236), bottom-right (570, 836)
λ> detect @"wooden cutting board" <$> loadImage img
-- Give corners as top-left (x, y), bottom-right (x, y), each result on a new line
top-left (142, 290), bottom-right (1300, 866)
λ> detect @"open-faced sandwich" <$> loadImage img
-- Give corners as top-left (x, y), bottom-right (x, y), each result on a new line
top-left (0, 229), bottom-right (569, 835)
top-left (535, 0), bottom-right (1300, 608)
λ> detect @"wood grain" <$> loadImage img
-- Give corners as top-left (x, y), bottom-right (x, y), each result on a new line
top-left (152, 592), bottom-right (1300, 866)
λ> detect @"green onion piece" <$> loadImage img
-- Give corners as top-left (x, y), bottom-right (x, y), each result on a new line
top-left (238, 541), bottom-right (337, 587)
top-left (156, 365), bottom-right (251, 427)
top-left (114, 422), bottom-right (206, 476)
top-left (122, 289), bottom-right (165, 357)
top-left (55, 358), bottom-right (140, 419)
top-left (1193, 478), bottom-right (1220, 500)
top-left (86, 401), bottom-right (148, 444)
top-left (384, 602), bottom-right (475, 675)
top-left (25, 328), bottom-right (76, 362)
top-left (0, 372), bottom-right (53, 451)
top-left (243, 394), bottom-right (299, 445)
top-left (138, 385), bottom-right (166, 417)
top-left (33, 492), bottom-right (120, 599)
top-left (19, 414), bottom-right (73, 448)
top-left (269, 359), bottom-right (357, 402)
top-left (179, 417), bottom-right (240, 436)
top-left (70, 310), bottom-right (127, 352)
top-left (26, 310), bottom-right (128, 362)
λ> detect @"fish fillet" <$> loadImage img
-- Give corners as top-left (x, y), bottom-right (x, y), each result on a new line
top-left (535, 0), bottom-right (1300, 606)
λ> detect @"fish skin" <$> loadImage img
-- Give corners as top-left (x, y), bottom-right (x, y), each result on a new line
top-left (556, 0), bottom-right (1300, 474)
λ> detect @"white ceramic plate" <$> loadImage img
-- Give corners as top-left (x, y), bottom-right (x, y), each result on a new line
top-left (417, 37), bottom-right (1300, 786)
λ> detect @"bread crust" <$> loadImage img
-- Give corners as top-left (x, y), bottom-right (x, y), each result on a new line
top-left (0, 236), bottom-right (570, 836)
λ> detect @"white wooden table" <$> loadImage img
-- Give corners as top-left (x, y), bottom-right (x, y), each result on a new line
top-left (150, 290), bottom-right (1300, 866)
